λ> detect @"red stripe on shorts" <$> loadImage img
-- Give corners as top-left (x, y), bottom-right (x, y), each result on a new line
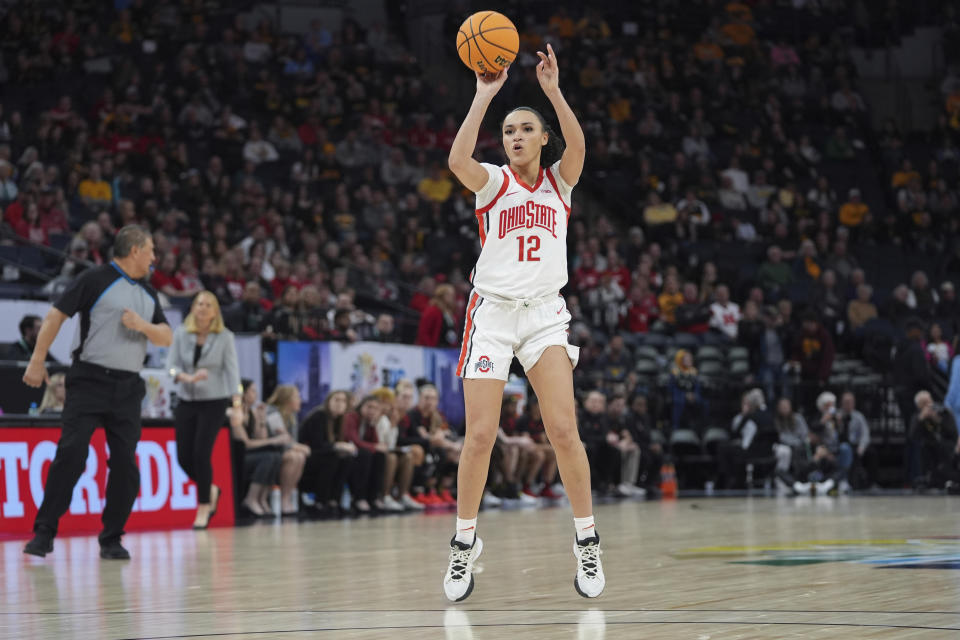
top-left (456, 293), bottom-right (480, 376)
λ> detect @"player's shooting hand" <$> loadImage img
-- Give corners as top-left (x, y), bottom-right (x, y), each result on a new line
top-left (536, 43), bottom-right (560, 95)
top-left (23, 359), bottom-right (49, 388)
top-left (475, 66), bottom-right (509, 98)
top-left (122, 308), bottom-right (145, 333)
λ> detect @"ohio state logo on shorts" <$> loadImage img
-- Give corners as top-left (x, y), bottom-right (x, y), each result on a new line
top-left (474, 355), bottom-right (494, 373)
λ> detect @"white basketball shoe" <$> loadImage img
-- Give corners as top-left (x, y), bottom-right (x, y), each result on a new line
top-left (573, 534), bottom-right (605, 598)
top-left (443, 536), bottom-right (483, 602)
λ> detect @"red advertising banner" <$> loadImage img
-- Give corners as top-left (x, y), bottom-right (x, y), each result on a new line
top-left (0, 426), bottom-right (235, 537)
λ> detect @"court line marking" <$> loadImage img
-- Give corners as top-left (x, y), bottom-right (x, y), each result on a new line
top-left (112, 620), bottom-right (960, 639)
top-left (4, 608), bottom-right (960, 615)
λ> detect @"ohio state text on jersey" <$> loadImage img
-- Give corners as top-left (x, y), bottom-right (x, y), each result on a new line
top-left (471, 160), bottom-right (573, 300)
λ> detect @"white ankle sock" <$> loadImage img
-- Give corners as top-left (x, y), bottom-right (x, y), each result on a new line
top-left (455, 517), bottom-right (477, 545)
top-left (574, 515), bottom-right (596, 541)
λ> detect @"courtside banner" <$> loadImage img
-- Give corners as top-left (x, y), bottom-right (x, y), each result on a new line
top-left (277, 340), bottom-right (465, 425)
top-left (0, 426), bottom-right (235, 536)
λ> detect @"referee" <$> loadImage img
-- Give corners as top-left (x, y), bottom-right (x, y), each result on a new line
top-left (22, 225), bottom-right (172, 560)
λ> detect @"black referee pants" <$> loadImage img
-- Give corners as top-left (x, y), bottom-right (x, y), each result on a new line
top-left (34, 363), bottom-right (146, 545)
top-left (174, 399), bottom-right (229, 504)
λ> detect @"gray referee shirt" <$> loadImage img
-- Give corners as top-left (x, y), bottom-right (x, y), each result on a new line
top-left (54, 262), bottom-right (167, 373)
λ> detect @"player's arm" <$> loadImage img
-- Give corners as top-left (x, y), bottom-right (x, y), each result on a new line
top-left (23, 308), bottom-right (68, 387)
top-left (448, 68), bottom-right (509, 192)
top-left (537, 43), bottom-right (585, 186)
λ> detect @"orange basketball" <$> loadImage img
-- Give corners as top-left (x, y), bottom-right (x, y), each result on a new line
top-left (456, 11), bottom-right (519, 75)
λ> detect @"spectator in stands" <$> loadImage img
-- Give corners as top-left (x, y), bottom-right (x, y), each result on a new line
top-left (77, 162), bottom-right (112, 209)
top-left (369, 313), bottom-right (399, 343)
top-left (5, 314), bottom-right (58, 362)
top-left (371, 386), bottom-right (426, 512)
top-left (758, 306), bottom-right (789, 402)
top-left (627, 394), bottom-right (662, 491)
top-left (717, 388), bottom-right (776, 490)
top-left (399, 384), bottom-right (459, 506)
top-left (514, 396), bottom-right (561, 499)
top-left (675, 282), bottom-right (711, 334)
top-left (811, 269), bottom-right (843, 336)
top-left (807, 176), bottom-right (837, 213)
top-left (936, 282), bottom-right (960, 342)
top-left (847, 284), bottom-right (878, 332)
top-left (643, 192), bottom-right (678, 242)
top-left (938, 281), bottom-right (959, 322)
top-left (597, 335), bottom-right (631, 382)
top-left (907, 270), bottom-right (939, 319)
top-left (709, 284), bottom-right (740, 341)
top-left (669, 350), bottom-right (707, 433)
top-left (298, 390), bottom-right (359, 518)
top-left (622, 278), bottom-right (659, 333)
top-left (225, 282), bottom-right (268, 334)
top-left (894, 318), bottom-right (932, 431)
top-left (779, 391), bottom-right (852, 496)
top-left (0, 160), bottom-right (17, 206)
top-left (579, 390), bottom-right (620, 495)
top-left (265, 384), bottom-right (310, 516)
top-left (907, 390), bottom-right (959, 490)
top-left (242, 124), bottom-right (279, 165)
top-left (38, 372), bottom-right (66, 414)
top-left (494, 397), bottom-right (540, 504)
top-left (884, 284), bottom-right (913, 328)
top-left (891, 158), bottom-right (921, 189)
top-left (13, 201), bottom-right (48, 245)
top-left (657, 275), bottom-right (683, 327)
top-left (415, 283), bottom-right (458, 347)
top-left (794, 239), bottom-right (821, 283)
top-left (757, 245), bottom-right (793, 297)
top-left (791, 311), bottom-right (835, 407)
top-left (772, 397), bottom-right (808, 477)
top-left (737, 300), bottom-right (765, 373)
top-left (342, 395), bottom-right (389, 513)
top-left (605, 393), bottom-right (644, 497)
top-left (152, 252), bottom-right (201, 305)
top-left (838, 391), bottom-right (873, 489)
top-left (227, 380), bottom-right (283, 517)
top-left (925, 323), bottom-right (954, 373)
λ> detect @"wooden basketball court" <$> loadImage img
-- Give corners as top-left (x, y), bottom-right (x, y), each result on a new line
top-left (4, 496), bottom-right (960, 639)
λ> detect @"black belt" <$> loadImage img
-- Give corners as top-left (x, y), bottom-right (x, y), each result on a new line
top-left (73, 361), bottom-right (140, 379)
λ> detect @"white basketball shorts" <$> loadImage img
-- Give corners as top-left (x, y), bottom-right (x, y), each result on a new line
top-left (456, 290), bottom-right (580, 381)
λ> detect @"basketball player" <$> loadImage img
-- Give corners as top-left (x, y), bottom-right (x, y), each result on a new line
top-left (443, 44), bottom-right (604, 601)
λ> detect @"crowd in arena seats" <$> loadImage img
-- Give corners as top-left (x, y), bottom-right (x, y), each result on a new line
top-left (1, 1), bottom-right (959, 498)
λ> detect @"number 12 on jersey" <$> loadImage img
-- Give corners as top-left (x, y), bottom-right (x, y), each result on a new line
top-left (517, 235), bottom-right (541, 262)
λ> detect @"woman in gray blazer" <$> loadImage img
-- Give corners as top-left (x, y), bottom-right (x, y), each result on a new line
top-left (167, 291), bottom-right (242, 529)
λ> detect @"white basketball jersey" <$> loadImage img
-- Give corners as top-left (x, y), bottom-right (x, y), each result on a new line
top-left (471, 160), bottom-right (572, 300)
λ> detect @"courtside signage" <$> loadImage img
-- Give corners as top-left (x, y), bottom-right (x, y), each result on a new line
top-left (0, 426), bottom-right (234, 535)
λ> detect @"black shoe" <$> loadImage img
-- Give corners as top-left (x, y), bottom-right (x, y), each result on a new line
top-left (99, 541), bottom-right (131, 560)
top-left (24, 533), bottom-right (54, 557)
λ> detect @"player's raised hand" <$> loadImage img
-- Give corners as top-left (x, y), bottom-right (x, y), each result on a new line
top-left (536, 43), bottom-right (560, 95)
top-left (475, 66), bottom-right (509, 99)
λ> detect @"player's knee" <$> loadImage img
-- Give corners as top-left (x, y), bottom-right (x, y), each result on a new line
top-left (546, 421), bottom-right (580, 453)
top-left (464, 426), bottom-right (497, 455)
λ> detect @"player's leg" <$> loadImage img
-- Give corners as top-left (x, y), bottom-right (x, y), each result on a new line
top-left (525, 345), bottom-right (605, 598)
top-left (456, 378), bottom-right (504, 518)
top-left (443, 377), bottom-right (504, 602)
